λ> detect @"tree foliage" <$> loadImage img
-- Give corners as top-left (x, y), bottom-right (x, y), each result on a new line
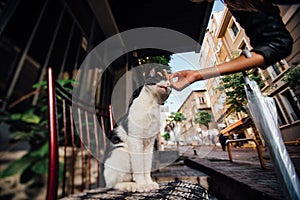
top-left (139, 55), bottom-right (172, 74)
top-left (194, 111), bottom-right (212, 128)
top-left (284, 64), bottom-right (300, 90)
top-left (0, 79), bottom-right (74, 184)
top-left (168, 112), bottom-right (186, 123)
top-left (162, 132), bottom-right (171, 141)
top-left (218, 71), bottom-right (264, 114)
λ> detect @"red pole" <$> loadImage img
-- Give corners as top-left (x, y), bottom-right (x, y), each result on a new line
top-left (46, 67), bottom-right (59, 200)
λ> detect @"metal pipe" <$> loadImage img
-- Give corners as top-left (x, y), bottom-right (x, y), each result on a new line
top-left (77, 108), bottom-right (85, 191)
top-left (3, 0), bottom-right (48, 109)
top-left (0, 0), bottom-right (21, 37)
top-left (100, 116), bottom-right (106, 152)
top-left (93, 114), bottom-right (100, 187)
top-left (62, 99), bottom-right (67, 197)
top-left (284, 138), bottom-right (300, 146)
top-left (85, 111), bottom-right (92, 189)
top-left (69, 106), bottom-right (75, 194)
top-left (32, 5), bottom-right (65, 105)
top-left (73, 34), bottom-right (83, 72)
top-left (226, 138), bottom-right (266, 169)
top-left (46, 67), bottom-right (58, 200)
top-left (59, 20), bottom-right (75, 78)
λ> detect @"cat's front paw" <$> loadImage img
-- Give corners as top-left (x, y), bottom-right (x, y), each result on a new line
top-left (148, 181), bottom-right (159, 191)
top-left (114, 182), bottom-right (137, 192)
top-left (136, 181), bottom-right (159, 192)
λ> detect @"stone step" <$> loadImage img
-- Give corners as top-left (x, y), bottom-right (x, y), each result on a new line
top-left (152, 161), bottom-right (209, 190)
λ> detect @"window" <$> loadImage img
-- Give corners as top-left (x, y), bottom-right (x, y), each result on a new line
top-left (274, 98), bottom-right (287, 126)
top-left (267, 60), bottom-right (288, 79)
top-left (229, 21), bottom-right (239, 40)
top-left (239, 41), bottom-right (248, 51)
top-left (199, 97), bottom-right (206, 104)
top-left (280, 90), bottom-right (300, 121)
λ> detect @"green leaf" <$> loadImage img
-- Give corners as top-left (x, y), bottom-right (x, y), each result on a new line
top-left (10, 113), bottom-right (22, 120)
top-left (194, 111), bottom-right (212, 128)
top-left (29, 142), bottom-right (49, 157)
top-left (58, 79), bottom-right (78, 86)
top-left (32, 81), bottom-right (47, 89)
top-left (21, 113), bottom-right (40, 124)
top-left (0, 154), bottom-right (35, 178)
top-left (40, 105), bottom-right (48, 112)
top-left (39, 120), bottom-right (48, 126)
top-left (31, 159), bottom-right (48, 174)
top-left (39, 142), bottom-right (49, 157)
top-left (10, 131), bottom-right (29, 141)
top-left (168, 112), bottom-right (186, 122)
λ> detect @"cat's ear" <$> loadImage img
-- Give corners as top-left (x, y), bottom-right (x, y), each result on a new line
top-left (157, 71), bottom-right (163, 77)
top-left (148, 68), bottom-right (164, 78)
top-left (149, 68), bottom-right (156, 77)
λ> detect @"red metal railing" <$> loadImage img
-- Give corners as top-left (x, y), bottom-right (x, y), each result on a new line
top-left (46, 67), bottom-right (59, 200)
top-left (46, 67), bottom-right (114, 199)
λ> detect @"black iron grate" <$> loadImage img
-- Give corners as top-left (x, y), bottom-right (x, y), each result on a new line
top-left (64, 180), bottom-right (216, 200)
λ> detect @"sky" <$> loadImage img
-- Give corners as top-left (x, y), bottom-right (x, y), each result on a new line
top-left (164, 1), bottom-right (225, 113)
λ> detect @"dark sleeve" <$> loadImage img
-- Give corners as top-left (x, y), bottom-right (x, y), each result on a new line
top-left (230, 6), bottom-right (293, 69)
top-left (272, 0), bottom-right (300, 5)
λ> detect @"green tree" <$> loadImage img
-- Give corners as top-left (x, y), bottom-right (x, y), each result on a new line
top-left (166, 112), bottom-right (186, 146)
top-left (219, 71), bottom-right (264, 113)
top-left (162, 132), bottom-right (171, 141)
top-left (168, 112), bottom-right (186, 123)
top-left (284, 64), bottom-right (300, 90)
top-left (194, 111), bottom-right (213, 128)
top-left (139, 55), bottom-right (172, 73)
top-left (218, 51), bottom-right (265, 114)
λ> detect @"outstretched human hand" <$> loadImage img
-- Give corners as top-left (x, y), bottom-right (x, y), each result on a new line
top-left (168, 70), bottom-right (201, 91)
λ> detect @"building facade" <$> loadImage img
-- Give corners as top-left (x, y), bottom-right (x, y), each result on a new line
top-left (202, 5), bottom-right (300, 142)
top-left (177, 90), bottom-right (217, 145)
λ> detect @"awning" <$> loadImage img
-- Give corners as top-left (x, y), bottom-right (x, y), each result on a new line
top-left (88, 0), bottom-right (214, 55)
top-left (220, 117), bottom-right (253, 134)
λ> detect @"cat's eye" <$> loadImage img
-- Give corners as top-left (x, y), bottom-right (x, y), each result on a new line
top-left (146, 83), bottom-right (157, 85)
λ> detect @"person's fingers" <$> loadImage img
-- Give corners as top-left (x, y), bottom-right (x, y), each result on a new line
top-left (157, 71), bottom-right (163, 77)
top-left (162, 69), bottom-right (171, 80)
top-left (169, 72), bottom-right (181, 83)
top-left (169, 75), bottom-right (189, 91)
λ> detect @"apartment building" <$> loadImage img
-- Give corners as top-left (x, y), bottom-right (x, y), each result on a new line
top-left (202, 5), bottom-right (300, 142)
top-left (177, 89), bottom-right (217, 145)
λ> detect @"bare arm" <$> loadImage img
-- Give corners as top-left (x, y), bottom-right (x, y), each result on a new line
top-left (169, 51), bottom-right (265, 91)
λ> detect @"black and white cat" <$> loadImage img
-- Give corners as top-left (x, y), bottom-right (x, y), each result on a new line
top-left (103, 69), bottom-right (171, 192)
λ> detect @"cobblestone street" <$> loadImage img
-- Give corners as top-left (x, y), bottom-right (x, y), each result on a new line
top-left (183, 145), bottom-right (300, 200)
